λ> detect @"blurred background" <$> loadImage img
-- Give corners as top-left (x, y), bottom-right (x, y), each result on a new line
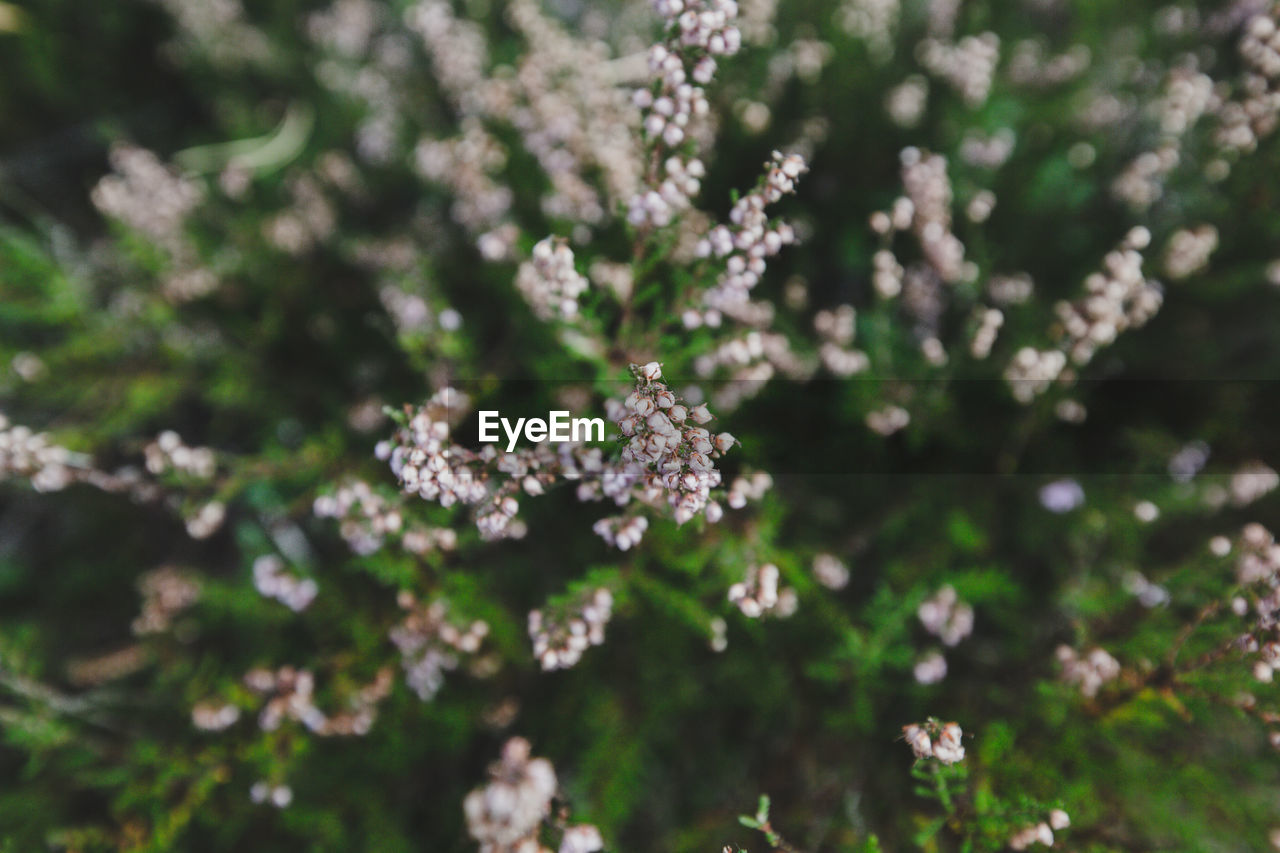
top-left (2, 0), bottom-right (1280, 850)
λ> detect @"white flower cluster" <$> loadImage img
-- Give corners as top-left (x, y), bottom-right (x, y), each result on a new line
top-left (626, 0), bottom-right (741, 227)
top-left (244, 665), bottom-right (393, 736)
top-left (252, 555), bottom-right (318, 612)
top-left (250, 781), bottom-right (294, 809)
top-left (0, 414), bottom-right (76, 493)
top-left (1055, 227), bottom-right (1162, 366)
top-left (917, 33), bottom-right (1000, 107)
top-left (615, 362), bottom-right (733, 525)
top-left (558, 825), bottom-right (604, 853)
top-left (987, 272), bottom-right (1034, 306)
top-left (959, 128), bottom-right (1016, 168)
top-left (184, 500), bottom-right (227, 540)
top-left (726, 470), bottom-right (772, 509)
top-left (918, 585), bottom-right (974, 646)
top-left (969, 307), bottom-right (1004, 359)
top-left (1111, 143), bottom-right (1179, 210)
top-left (1056, 645), bottom-right (1121, 698)
top-left (1236, 523), bottom-right (1280, 587)
top-left (1009, 810), bottom-right (1071, 850)
top-left (132, 566), bottom-right (201, 635)
top-left (386, 388), bottom-right (490, 508)
top-left (815, 305), bottom-right (870, 376)
top-left (837, 0), bottom-right (899, 61)
top-left (1230, 462), bottom-right (1279, 508)
top-left (191, 701), bottom-right (241, 732)
top-left (728, 563), bottom-right (797, 618)
top-left (144, 431), bottom-right (216, 479)
top-left (866, 404), bottom-right (910, 436)
top-left (529, 588), bottom-right (615, 671)
top-left (1007, 40), bottom-right (1091, 87)
top-left (516, 238), bottom-right (590, 321)
top-left (898, 148), bottom-right (968, 283)
top-left (1163, 225), bottom-right (1219, 280)
top-left (592, 514), bottom-right (650, 551)
top-left (390, 592), bottom-right (489, 701)
top-left (902, 720), bottom-right (965, 764)
top-left (870, 248), bottom-right (906, 298)
top-left (90, 144), bottom-right (203, 249)
top-left (1155, 63), bottom-right (1217, 137)
top-left (914, 650), bottom-right (948, 684)
top-left (1005, 348), bottom-right (1069, 404)
top-left (885, 76), bottom-right (928, 128)
top-left (314, 480), bottom-right (404, 555)
top-left (811, 553), bottom-right (850, 590)
top-left (1215, 10), bottom-right (1280, 155)
top-left (463, 737), bottom-right (558, 853)
top-left (696, 152), bottom-right (806, 314)
top-left (414, 123), bottom-right (514, 234)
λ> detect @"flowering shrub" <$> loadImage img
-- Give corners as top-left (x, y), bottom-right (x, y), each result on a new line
top-left (4, 0), bottom-right (1280, 850)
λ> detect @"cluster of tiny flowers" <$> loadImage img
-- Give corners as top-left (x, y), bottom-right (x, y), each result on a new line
top-left (529, 588), bottom-right (614, 671)
top-left (1009, 810), bottom-right (1071, 850)
top-left (314, 479), bottom-right (404, 555)
top-left (191, 701), bottom-right (241, 731)
top-left (1215, 10), bottom-right (1280, 155)
top-left (917, 32), bottom-right (1000, 107)
top-left (726, 470), bottom-right (772, 508)
top-left (0, 414), bottom-right (76, 493)
top-left (959, 128), bottom-right (1016, 168)
top-left (144, 431), bottom-right (216, 479)
top-left (969, 306), bottom-right (1004, 359)
top-left (1111, 143), bottom-right (1179, 210)
top-left (516, 238), bottom-right (590, 321)
top-left (244, 665), bottom-right (393, 736)
top-left (1008, 227), bottom-right (1160, 403)
top-left (1122, 568), bottom-right (1169, 608)
top-left (869, 247), bottom-right (906, 298)
top-left (898, 148), bottom-right (969, 283)
top-left (132, 566), bottom-right (201, 635)
top-left (385, 388), bottom-right (490, 508)
top-left (615, 362), bottom-right (733, 525)
top-left (592, 514), bottom-right (650, 550)
top-left (902, 719), bottom-right (965, 764)
top-left (987, 272), bottom-right (1035, 305)
top-left (811, 553), bottom-right (850, 590)
top-left (183, 500), bottom-right (226, 540)
top-left (814, 305), bottom-right (870, 376)
top-left (252, 555), bottom-right (318, 612)
top-left (1007, 40), bottom-right (1091, 87)
top-left (695, 152), bottom-right (805, 314)
top-left (626, 0), bottom-right (741, 227)
top-left (413, 124), bottom-right (513, 233)
top-left (1229, 461), bottom-right (1279, 507)
top-left (249, 782), bottom-right (294, 809)
top-left (728, 563), bottom-right (797, 618)
top-left (914, 650), bottom-right (948, 684)
top-left (866, 404), bottom-right (911, 436)
top-left (1163, 224), bottom-right (1219, 280)
top-left (918, 585), bottom-right (974, 646)
top-left (1004, 347), bottom-right (1069, 404)
top-left (463, 737), bottom-right (558, 853)
top-left (558, 825), bottom-right (605, 853)
top-left (390, 592), bottom-right (489, 701)
top-left (1056, 645), bottom-right (1121, 698)
top-left (1039, 478), bottom-right (1085, 513)
top-left (837, 0), bottom-right (899, 61)
top-left (884, 76), bottom-right (928, 128)
top-left (90, 144), bottom-right (203, 250)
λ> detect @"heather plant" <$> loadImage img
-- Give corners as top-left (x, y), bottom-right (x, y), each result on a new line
top-left (3, 0), bottom-right (1280, 851)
